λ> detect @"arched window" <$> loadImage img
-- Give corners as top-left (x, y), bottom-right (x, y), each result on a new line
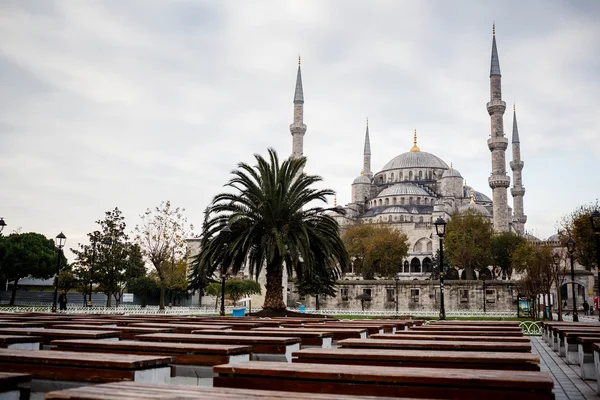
top-left (388, 215), bottom-right (392, 222)
top-left (422, 257), bottom-right (433, 273)
top-left (426, 241), bottom-right (433, 252)
top-left (385, 198), bottom-right (389, 205)
top-left (416, 197), bottom-right (421, 205)
top-left (409, 197), bottom-right (413, 205)
top-left (414, 242), bottom-right (423, 252)
top-left (400, 215), bottom-right (404, 222)
top-left (392, 197), bottom-right (397, 205)
top-left (403, 260), bottom-right (410, 273)
top-left (379, 176), bottom-right (384, 184)
top-left (409, 171), bottom-right (413, 180)
top-left (378, 199), bottom-right (382, 206)
top-left (418, 170), bottom-right (423, 180)
top-left (428, 171), bottom-right (433, 180)
top-left (390, 173), bottom-right (394, 182)
top-left (419, 216), bottom-right (424, 223)
top-left (400, 172), bottom-right (403, 181)
top-left (401, 197), bottom-right (405, 205)
top-left (410, 258), bottom-right (421, 273)
top-left (410, 216), bottom-right (413, 222)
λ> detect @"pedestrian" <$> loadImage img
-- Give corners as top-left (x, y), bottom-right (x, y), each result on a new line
top-left (583, 300), bottom-right (590, 316)
top-left (58, 290), bottom-right (68, 311)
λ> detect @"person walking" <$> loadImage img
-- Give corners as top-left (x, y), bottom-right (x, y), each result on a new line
top-left (583, 300), bottom-right (590, 316)
top-left (58, 290), bottom-right (68, 312)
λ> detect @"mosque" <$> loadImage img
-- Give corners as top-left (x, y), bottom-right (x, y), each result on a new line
top-left (288, 26), bottom-right (527, 281)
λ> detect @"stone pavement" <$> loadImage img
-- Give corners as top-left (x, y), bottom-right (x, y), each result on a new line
top-left (531, 336), bottom-right (598, 400)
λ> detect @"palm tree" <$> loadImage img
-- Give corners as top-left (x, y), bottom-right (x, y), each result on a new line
top-left (192, 148), bottom-right (348, 311)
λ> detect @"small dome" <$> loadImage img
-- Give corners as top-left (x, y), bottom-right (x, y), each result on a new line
top-left (377, 183), bottom-right (430, 197)
top-left (547, 233), bottom-right (560, 242)
top-left (353, 175), bottom-right (371, 184)
top-left (381, 151), bottom-right (449, 171)
top-left (463, 186), bottom-right (492, 203)
top-left (442, 168), bottom-right (462, 178)
top-left (382, 206), bottom-right (409, 214)
top-left (459, 203), bottom-right (491, 217)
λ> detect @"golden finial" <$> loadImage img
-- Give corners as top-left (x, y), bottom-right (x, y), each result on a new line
top-left (450, 162), bottom-right (453, 170)
top-left (492, 22), bottom-right (495, 36)
top-left (360, 171), bottom-right (364, 176)
top-left (298, 54), bottom-right (301, 66)
top-left (410, 129), bottom-right (420, 152)
top-left (470, 188), bottom-right (475, 204)
top-left (334, 194), bottom-right (337, 207)
top-left (513, 103), bottom-right (516, 112)
top-left (366, 117), bottom-right (368, 127)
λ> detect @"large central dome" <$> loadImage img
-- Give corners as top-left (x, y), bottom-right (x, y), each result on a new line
top-left (381, 151), bottom-right (449, 171)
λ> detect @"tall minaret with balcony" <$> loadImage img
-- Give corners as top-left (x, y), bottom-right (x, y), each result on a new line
top-left (510, 105), bottom-right (527, 234)
top-left (290, 56), bottom-right (306, 160)
top-left (487, 24), bottom-right (511, 232)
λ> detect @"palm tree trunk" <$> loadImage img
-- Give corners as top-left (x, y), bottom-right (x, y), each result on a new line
top-left (263, 261), bottom-right (286, 310)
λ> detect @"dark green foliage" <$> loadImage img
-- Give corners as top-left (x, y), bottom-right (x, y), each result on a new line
top-left (560, 201), bottom-right (600, 270)
top-left (491, 232), bottom-right (526, 280)
top-left (0, 232), bottom-right (65, 305)
top-left (129, 276), bottom-right (159, 307)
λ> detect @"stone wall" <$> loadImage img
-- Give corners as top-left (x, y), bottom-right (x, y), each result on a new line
top-left (288, 279), bottom-right (517, 312)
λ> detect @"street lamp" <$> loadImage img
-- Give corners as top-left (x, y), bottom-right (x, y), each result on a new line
top-left (219, 224), bottom-right (232, 316)
top-left (553, 253), bottom-right (562, 321)
top-left (394, 276), bottom-right (399, 317)
top-left (51, 232), bottom-right (67, 313)
top-left (566, 236), bottom-right (578, 322)
top-left (434, 217), bottom-right (447, 321)
top-left (88, 234), bottom-right (112, 307)
top-left (590, 210), bottom-right (600, 321)
top-left (0, 217), bottom-right (6, 234)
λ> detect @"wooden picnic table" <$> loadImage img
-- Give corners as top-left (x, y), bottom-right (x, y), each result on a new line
top-left (0, 348), bottom-right (173, 384)
top-left (287, 323), bottom-right (384, 335)
top-left (292, 348), bottom-right (541, 371)
top-left (213, 361), bottom-right (554, 399)
top-left (191, 329), bottom-right (333, 347)
top-left (0, 334), bottom-right (42, 350)
top-left (129, 323), bottom-right (232, 334)
top-left (136, 333), bottom-right (301, 362)
top-left (403, 329), bottom-right (524, 336)
top-left (257, 326), bottom-right (367, 340)
top-left (371, 333), bottom-right (531, 343)
top-left (0, 328), bottom-right (120, 345)
top-left (337, 338), bottom-right (532, 352)
top-left (0, 372), bottom-right (31, 400)
top-left (44, 381), bottom-right (414, 400)
top-left (50, 325), bottom-right (174, 340)
top-left (410, 325), bottom-right (523, 332)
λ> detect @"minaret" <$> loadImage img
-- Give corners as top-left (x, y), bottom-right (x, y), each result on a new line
top-left (362, 118), bottom-right (373, 177)
top-left (510, 104), bottom-right (527, 234)
top-left (486, 24), bottom-right (511, 232)
top-left (290, 56), bottom-right (306, 159)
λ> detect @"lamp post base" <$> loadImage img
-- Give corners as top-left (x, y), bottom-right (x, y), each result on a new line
top-left (573, 312), bottom-right (579, 322)
top-left (51, 305), bottom-right (57, 313)
top-left (439, 311), bottom-right (446, 321)
top-left (87, 301), bottom-right (92, 307)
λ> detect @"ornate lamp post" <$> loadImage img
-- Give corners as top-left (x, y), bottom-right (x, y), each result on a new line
top-left (51, 232), bottom-right (67, 313)
top-left (394, 276), bottom-right (399, 317)
top-left (0, 217), bottom-right (6, 234)
top-left (434, 217), bottom-right (447, 320)
top-left (566, 237), bottom-right (578, 322)
top-left (553, 253), bottom-right (562, 321)
top-left (590, 210), bottom-right (600, 321)
top-left (219, 224), bottom-right (232, 316)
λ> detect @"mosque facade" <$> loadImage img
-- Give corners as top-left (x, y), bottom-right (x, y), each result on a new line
top-left (289, 28), bottom-right (528, 282)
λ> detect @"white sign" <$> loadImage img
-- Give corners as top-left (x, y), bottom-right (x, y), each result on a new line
top-left (122, 293), bottom-right (134, 303)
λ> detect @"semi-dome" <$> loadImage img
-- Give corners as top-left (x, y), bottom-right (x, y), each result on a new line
top-left (353, 175), bottom-right (371, 184)
top-left (381, 206), bottom-right (409, 214)
top-left (381, 151), bottom-right (449, 171)
top-left (463, 186), bottom-right (492, 203)
top-left (442, 168), bottom-right (462, 178)
top-left (377, 183), bottom-right (430, 197)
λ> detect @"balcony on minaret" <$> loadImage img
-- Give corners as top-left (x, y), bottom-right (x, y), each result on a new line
top-left (509, 160), bottom-right (524, 171)
top-left (289, 122), bottom-right (307, 136)
top-left (486, 99), bottom-right (506, 115)
top-left (488, 174), bottom-right (510, 189)
top-left (487, 136), bottom-right (508, 151)
top-left (511, 187), bottom-right (526, 197)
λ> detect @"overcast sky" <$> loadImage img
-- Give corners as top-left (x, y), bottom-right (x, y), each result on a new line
top-left (1, 0), bottom-right (599, 259)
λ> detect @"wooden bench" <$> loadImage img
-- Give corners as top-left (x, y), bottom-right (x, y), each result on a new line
top-left (50, 325), bottom-right (174, 340)
top-left (337, 338), bottom-right (532, 352)
top-left (0, 348), bottom-right (173, 393)
top-left (436, 321), bottom-right (520, 326)
top-left (550, 327), bottom-right (600, 360)
top-left (213, 361), bottom-right (554, 399)
top-left (0, 328), bottom-right (120, 346)
top-left (51, 339), bottom-right (251, 378)
top-left (0, 335), bottom-right (42, 350)
top-left (542, 322), bottom-right (599, 343)
top-left (574, 337), bottom-right (600, 380)
top-left (45, 381), bottom-right (416, 400)
top-left (371, 333), bottom-right (531, 343)
top-left (320, 321), bottom-right (397, 333)
top-left (136, 333), bottom-right (301, 362)
top-left (0, 321), bottom-right (46, 328)
top-left (253, 326), bottom-right (367, 341)
top-left (306, 323), bottom-right (389, 334)
top-left (283, 323), bottom-right (379, 336)
top-left (0, 372), bottom-right (31, 400)
top-left (292, 347), bottom-right (541, 371)
top-left (405, 329), bottom-right (524, 337)
top-left (191, 329), bottom-right (333, 348)
top-left (410, 325), bottom-right (523, 333)
top-left (129, 323), bottom-right (232, 334)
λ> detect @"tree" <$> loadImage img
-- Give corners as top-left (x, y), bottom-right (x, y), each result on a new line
top-left (129, 275), bottom-right (159, 307)
top-left (225, 279), bottom-right (262, 304)
top-left (0, 232), bottom-right (64, 305)
top-left (343, 224), bottom-right (409, 280)
top-left (445, 209), bottom-right (493, 280)
top-left (490, 232), bottom-right (526, 280)
top-left (72, 208), bottom-right (146, 307)
top-left (512, 241), bottom-right (555, 319)
top-left (296, 267), bottom-right (337, 310)
top-left (57, 269), bottom-right (79, 293)
top-left (559, 201), bottom-right (599, 270)
top-left (135, 201), bottom-right (193, 310)
top-left (192, 149), bottom-right (348, 312)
